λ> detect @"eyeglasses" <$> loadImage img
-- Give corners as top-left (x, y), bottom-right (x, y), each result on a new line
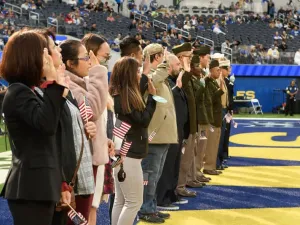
top-left (98, 54), bottom-right (112, 62)
top-left (75, 56), bottom-right (90, 61)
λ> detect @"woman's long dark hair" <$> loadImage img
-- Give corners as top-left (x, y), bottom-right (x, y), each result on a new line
top-left (81, 33), bottom-right (106, 56)
top-left (109, 57), bottom-right (145, 114)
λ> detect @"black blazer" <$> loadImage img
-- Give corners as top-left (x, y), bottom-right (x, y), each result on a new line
top-left (113, 94), bottom-right (156, 159)
top-left (1, 82), bottom-right (66, 202)
top-left (224, 77), bottom-right (234, 111)
top-left (168, 76), bottom-right (189, 141)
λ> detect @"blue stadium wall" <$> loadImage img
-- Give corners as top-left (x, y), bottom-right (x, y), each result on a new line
top-left (232, 65), bottom-right (300, 113)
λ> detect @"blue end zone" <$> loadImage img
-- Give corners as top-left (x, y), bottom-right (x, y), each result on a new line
top-left (179, 186), bottom-right (300, 210)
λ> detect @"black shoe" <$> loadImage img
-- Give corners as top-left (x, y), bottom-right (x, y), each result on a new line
top-left (139, 214), bottom-right (165, 223)
top-left (156, 211), bottom-right (170, 219)
top-left (216, 165), bottom-right (225, 170)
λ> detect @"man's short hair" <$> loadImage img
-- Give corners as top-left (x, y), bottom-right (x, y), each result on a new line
top-left (120, 37), bottom-right (141, 57)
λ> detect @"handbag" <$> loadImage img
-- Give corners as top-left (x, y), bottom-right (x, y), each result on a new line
top-left (56, 121), bottom-right (85, 212)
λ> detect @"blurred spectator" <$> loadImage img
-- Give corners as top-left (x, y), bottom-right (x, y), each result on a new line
top-left (115, 0), bottom-right (123, 13)
top-left (167, 20), bottom-right (176, 31)
top-left (267, 45), bottom-right (280, 64)
top-left (213, 23), bottom-right (226, 35)
top-left (290, 26), bottom-right (299, 37)
top-left (221, 39), bottom-right (231, 54)
top-left (274, 31), bottom-right (282, 40)
top-left (294, 49), bottom-right (300, 65)
top-left (279, 41), bottom-right (288, 52)
top-left (21, 1), bottom-right (29, 10)
top-left (36, 0), bottom-right (45, 9)
top-left (107, 13), bottom-right (115, 22)
top-left (114, 33), bottom-right (122, 45)
top-left (91, 23), bottom-right (97, 32)
top-left (275, 20), bottom-right (283, 29)
top-left (150, 0), bottom-right (158, 11)
top-left (95, 0), bottom-right (104, 11)
top-left (128, 19), bottom-right (136, 30)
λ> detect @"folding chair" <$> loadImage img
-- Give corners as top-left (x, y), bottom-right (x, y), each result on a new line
top-left (251, 99), bottom-right (263, 114)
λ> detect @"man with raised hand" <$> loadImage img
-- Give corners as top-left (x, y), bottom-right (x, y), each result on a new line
top-left (139, 44), bottom-right (178, 224)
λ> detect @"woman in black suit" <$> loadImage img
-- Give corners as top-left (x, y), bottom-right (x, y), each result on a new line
top-left (0, 30), bottom-right (71, 225)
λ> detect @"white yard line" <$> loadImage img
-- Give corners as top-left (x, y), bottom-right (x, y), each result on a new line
top-left (234, 117), bottom-right (300, 121)
top-left (0, 151), bottom-right (11, 184)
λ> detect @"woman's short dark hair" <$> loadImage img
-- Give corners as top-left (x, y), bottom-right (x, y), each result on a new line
top-left (60, 39), bottom-right (82, 71)
top-left (81, 33), bottom-right (107, 56)
top-left (0, 30), bottom-right (47, 87)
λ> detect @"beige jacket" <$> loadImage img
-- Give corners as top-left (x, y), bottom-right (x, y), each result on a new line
top-left (147, 63), bottom-right (178, 144)
top-left (66, 65), bottom-right (109, 166)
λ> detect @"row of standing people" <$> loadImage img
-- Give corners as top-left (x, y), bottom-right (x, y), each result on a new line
top-left (127, 42), bottom-right (235, 224)
top-left (0, 28), bottom-right (234, 225)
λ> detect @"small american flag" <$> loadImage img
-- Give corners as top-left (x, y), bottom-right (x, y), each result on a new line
top-left (148, 130), bottom-right (156, 142)
top-left (67, 210), bottom-right (88, 225)
top-left (79, 96), bottom-right (93, 122)
top-left (113, 119), bottom-right (131, 139)
top-left (120, 141), bottom-right (132, 156)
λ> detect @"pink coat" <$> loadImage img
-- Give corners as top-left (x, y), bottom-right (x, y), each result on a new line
top-left (66, 65), bottom-right (109, 166)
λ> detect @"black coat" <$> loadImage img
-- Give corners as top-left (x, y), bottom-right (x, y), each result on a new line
top-left (168, 76), bottom-right (189, 140)
top-left (1, 82), bottom-right (66, 202)
top-left (113, 94), bottom-right (156, 159)
top-left (224, 77), bottom-right (234, 111)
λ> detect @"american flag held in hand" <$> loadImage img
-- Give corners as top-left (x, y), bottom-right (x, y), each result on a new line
top-left (148, 130), bottom-right (156, 142)
top-left (79, 96), bottom-right (93, 122)
top-left (113, 118), bottom-right (131, 139)
top-left (120, 141), bottom-right (132, 156)
top-left (67, 209), bottom-right (88, 225)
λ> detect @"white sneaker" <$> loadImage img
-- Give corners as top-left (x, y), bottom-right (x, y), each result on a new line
top-left (157, 204), bottom-right (179, 211)
top-left (174, 198), bottom-right (188, 204)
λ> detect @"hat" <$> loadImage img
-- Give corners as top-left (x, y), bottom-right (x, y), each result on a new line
top-left (211, 53), bottom-right (225, 60)
top-left (172, 42), bottom-right (192, 56)
top-left (191, 55), bottom-right (200, 64)
top-left (209, 60), bottom-right (219, 70)
top-left (143, 43), bottom-right (164, 56)
top-left (219, 59), bottom-right (230, 68)
top-left (193, 46), bottom-right (210, 56)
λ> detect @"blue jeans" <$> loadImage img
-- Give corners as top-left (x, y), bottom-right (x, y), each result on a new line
top-left (139, 144), bottom-right (169, 214)
top-left (217, 109), bottom-right (227, 167)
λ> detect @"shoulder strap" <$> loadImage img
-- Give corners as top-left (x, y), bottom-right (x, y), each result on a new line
top-left (69, 118), bottom-right (85, 187)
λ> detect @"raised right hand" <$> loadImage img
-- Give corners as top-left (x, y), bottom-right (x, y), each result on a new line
top-left (148, 78), bottom-right (156, 96)
top-left (43, 48), bottom-right (57, 81)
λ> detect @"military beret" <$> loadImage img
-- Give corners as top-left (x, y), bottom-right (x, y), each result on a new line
top-left (209, 60), bottom-right (219, 70)
top-left (193, 46), bottom-right (211, 56)
top-left (191, 55), bottom-right (200, 64)
top-left (172, 42), bottom-right (192, 56)
top-left (143, 43), bottom-right (164, 56)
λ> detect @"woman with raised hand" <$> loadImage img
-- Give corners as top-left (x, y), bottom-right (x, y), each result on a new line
top-left (60, 39), bottom-right (109, 222)
top-left (109, 57), bottom-right (157, 225)
top-left (34, 29), bottom-right (97, 225)
top-left (81, 33), bottom-right (115, 225)
top-left (0, 30), bottom-right (70, 225)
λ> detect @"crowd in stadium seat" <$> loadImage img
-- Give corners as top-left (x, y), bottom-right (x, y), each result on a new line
top-left (1, 0), bottom-right (300, 64)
